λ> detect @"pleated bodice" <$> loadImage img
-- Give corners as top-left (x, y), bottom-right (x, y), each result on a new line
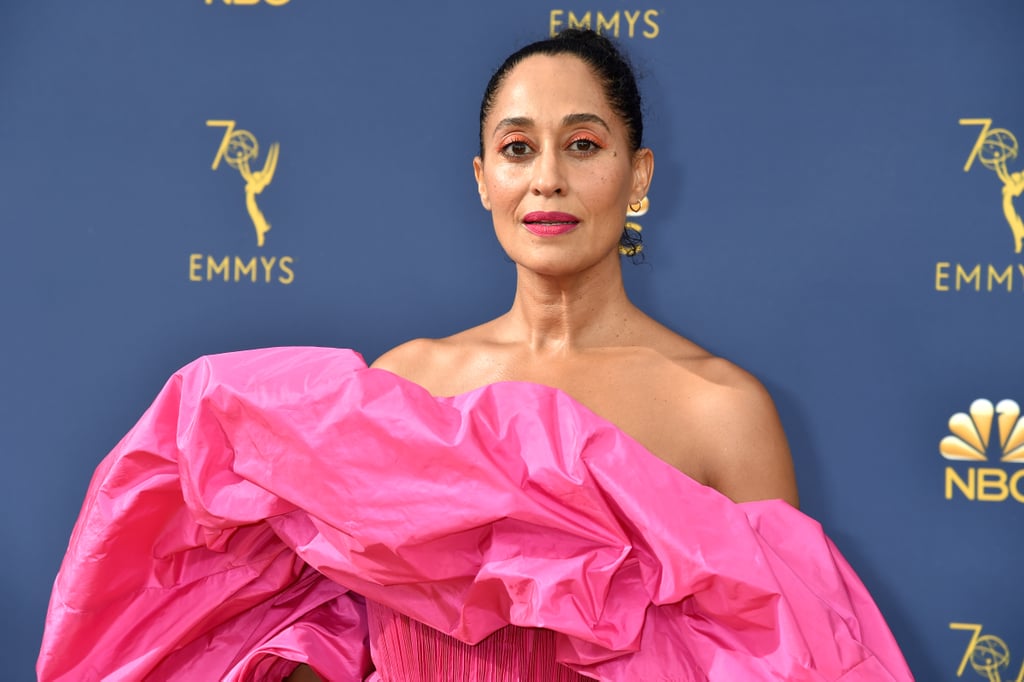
top-left (365, 600), bottom-right (592, 682)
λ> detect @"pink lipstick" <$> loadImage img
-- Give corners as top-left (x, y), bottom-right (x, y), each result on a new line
top-left (522, 211), bottom-right (580, 236)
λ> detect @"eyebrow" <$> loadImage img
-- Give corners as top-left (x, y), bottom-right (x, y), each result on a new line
top-left (491, 113), bottom-right (611, 138)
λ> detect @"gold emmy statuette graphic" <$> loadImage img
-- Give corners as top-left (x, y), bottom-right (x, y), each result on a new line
top-left (951, 624), bottom-right (1024, 682)
top-left (940, 399), bottom-right (1024, 463)
top-left (961, 119), bottom-right (1024, 254)
top-left (207, 120), bottom-right (280, 247)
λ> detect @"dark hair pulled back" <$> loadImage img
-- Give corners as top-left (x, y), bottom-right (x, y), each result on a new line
top-left (478, 29), bottom-right (644, 157)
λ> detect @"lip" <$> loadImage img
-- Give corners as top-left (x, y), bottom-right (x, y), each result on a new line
top-left (522, 211), bottom-right (580, 236)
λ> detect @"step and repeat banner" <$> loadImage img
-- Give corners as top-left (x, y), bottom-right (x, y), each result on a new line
top-left (3, 2), bottom-right (1022, 679)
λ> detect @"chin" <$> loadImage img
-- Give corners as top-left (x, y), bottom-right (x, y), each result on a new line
top-left (509, 248), bottom-right (616, 279)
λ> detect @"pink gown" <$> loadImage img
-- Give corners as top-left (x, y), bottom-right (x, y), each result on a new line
top-left (365, 601), bottom-right (589, 681)
top-left (37, 347), bottom-right (913, 681)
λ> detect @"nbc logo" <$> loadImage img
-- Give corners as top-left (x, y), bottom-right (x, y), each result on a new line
top-left (941, 399), bottom-right (1024, 502)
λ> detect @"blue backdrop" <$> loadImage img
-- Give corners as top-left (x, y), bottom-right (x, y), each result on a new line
top-left (3, 2), bottom-right (1023, 680)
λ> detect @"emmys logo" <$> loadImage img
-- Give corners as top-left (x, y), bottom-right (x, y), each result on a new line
top-left (951, 623), bottom-right (1024, 682)
top-left (961, 119), bottom-right (1024, 253)
top-left (941, 399), bottom-right (1024, 502)
top-left (549, 10), bottom-right (660, 39)
top-left (207, 119), bottom-right (279, 247)
top-left (189, 119), bottom-right (295, 284)
top-left (935, 119), bottom-right (1024, 293)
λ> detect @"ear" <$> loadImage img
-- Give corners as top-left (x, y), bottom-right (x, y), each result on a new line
top-left (630, 147), bottom-right (654, 201)
top-left (473, 156), bottom-right (491, 211)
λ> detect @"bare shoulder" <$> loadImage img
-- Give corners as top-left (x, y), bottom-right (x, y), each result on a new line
top-left (643, 325), bottom-right (799, 507)
top-left (370, 336), bottom-right (458, 389)
top-left (370, 323), bottom-right (496, 391)
top-left (680, 353), bottom-right (799, 507)
top-left (683, 355), bottom-right (783, 441)
top-left (371, 337), bottom-right (442, 376)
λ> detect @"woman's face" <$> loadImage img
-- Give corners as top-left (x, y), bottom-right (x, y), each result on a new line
top-left (473, 54), bottom-right (653, 278)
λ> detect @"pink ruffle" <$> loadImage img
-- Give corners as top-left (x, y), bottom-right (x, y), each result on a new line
top-left (38, 347), bottom-right (912, 681)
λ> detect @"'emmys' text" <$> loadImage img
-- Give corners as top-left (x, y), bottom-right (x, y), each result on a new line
top-left (189, 254), bottom-right (295, 284)
top-left (934, 262), bottom-right (1024, 292)
top-left (549, 10), bottom-right (660, 39)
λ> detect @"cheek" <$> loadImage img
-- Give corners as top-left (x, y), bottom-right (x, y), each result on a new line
top-left (485, 167), bottom-right (527, 213)
top-left (587, 171), bottom-right (623, 206)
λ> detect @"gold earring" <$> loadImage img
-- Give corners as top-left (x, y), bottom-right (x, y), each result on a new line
top-left (628, 196), bottom-right (648, 216)
top-left (619, 221), bottom-right (644, 257)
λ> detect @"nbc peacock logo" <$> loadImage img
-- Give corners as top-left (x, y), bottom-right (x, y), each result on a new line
top-left (941, 399), bottom-right (1024, 502)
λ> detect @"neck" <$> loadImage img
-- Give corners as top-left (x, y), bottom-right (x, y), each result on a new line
top-left (504, 251), bottom-right (636, 354)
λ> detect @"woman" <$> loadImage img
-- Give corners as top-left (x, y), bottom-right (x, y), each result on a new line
top-left (374, 30), bottom-right (798, 509)
top-left (39, 30), bottom-right (909, 682)
top-left (293, 30), bottom-right (800, 681)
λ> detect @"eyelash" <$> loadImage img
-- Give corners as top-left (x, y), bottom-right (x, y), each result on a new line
top-left (497, 135), bottom-right (604, 159)
top-left (499, 136), bottom-right (532, 159)
top-left (567, 135), bottom-right (602, 155)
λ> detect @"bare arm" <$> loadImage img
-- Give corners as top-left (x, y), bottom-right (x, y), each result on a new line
top-left (696, 371), bottom-right (799, 508)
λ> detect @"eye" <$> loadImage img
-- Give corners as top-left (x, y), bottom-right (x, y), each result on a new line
top-left (499, 138), bottom-right (533, 158)
top-left (567, 136), bottom-right (602, 155)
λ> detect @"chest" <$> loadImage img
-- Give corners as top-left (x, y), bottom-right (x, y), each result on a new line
top-left (430, 357), bottom-right (710, 484)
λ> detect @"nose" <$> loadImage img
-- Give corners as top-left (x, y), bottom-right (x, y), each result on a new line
top-left (530, 147), bottom-right (565, 197)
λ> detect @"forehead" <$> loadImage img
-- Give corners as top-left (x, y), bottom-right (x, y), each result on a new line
top-left (487, 54), bottom-right (614, 123)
